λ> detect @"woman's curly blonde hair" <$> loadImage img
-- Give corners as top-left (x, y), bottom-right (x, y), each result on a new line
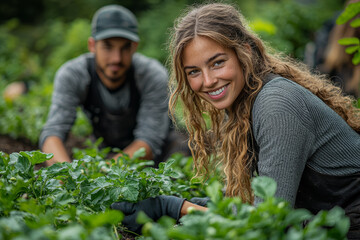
top-left (168, 3), bottom-right (360, 203)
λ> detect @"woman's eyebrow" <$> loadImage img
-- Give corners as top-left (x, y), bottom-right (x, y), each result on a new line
top-left (206, 53), bottom-right (226, 64)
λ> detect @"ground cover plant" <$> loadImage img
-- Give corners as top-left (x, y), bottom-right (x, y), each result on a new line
top-left (140, 178), bottom-right (350, 240)
top-left (0, 146), bottom-right (207, 239)
top-left (0, 145), bottom-right (351, 240)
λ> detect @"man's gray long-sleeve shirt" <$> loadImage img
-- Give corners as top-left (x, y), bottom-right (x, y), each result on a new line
top-left (252, 77), bottom-right (360, 206)
top-left (39, 52), bottom-right (169, 158)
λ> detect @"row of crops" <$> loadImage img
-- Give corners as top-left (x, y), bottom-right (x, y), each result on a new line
top-left (0, 144), bottom-right (350, 239)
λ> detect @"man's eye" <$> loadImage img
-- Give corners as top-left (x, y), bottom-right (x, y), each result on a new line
top-left (122, 44), bottom-right (132, 51)
top-left (103, 45), bottom-right (112, 50)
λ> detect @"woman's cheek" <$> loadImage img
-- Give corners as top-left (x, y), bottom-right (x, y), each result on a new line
top-left (188, 78), bottom-right (201, 93)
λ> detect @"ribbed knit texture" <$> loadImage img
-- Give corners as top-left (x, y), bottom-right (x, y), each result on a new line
top-left (252, 77), bottom-right (360, 206)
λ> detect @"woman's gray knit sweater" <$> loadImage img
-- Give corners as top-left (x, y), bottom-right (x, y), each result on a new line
top-left (252, 77), bottom-right (360, 206)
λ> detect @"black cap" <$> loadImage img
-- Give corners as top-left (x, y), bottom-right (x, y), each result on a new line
top-left (91, 5), bottom-right (139, 42)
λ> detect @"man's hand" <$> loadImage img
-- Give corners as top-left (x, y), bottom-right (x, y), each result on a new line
top-left (121, 139), bottom-right (153, 160)
top-left (111, 195), bottom-right (186, 234)
top-left (42, 136), bottom-right (71, 166)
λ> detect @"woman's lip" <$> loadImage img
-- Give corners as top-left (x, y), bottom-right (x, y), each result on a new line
top-left (207, 84), bottom-right (228, 99)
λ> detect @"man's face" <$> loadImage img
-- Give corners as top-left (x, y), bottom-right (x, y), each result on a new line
top-left (89, 37), bottom-right (138, 89)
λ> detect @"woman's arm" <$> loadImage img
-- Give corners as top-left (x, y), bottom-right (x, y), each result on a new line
top-left (180, 200), bottom-right (208, 217)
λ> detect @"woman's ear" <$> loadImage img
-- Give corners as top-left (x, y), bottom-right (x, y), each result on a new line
top-left (88, 37), bottom-right (96, 53)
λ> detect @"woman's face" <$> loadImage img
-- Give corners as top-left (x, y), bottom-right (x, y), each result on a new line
top-left (182, 36), bottom-right (245, 111)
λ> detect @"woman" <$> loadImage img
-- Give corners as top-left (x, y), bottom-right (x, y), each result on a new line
top-left (112, 3), bottom-right (360, 237)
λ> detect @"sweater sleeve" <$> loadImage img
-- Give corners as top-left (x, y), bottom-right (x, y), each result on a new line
top-left (132, 54), bottom-right (170, 158)
top-left (39, 55), bottom-right (89, 148)
top-left (252, 78), bottom-right (316, 207)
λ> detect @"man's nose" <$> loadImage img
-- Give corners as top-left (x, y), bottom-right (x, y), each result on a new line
top-left (111, 50), bottom-right (122, 63)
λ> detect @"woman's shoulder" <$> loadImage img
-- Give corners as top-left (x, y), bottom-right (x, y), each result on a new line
top-left (254, 77), bottom-right (312, 112)
top-left (259, 77), bottom-right (307, 97)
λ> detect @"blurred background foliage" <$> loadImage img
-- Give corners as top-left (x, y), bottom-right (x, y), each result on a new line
top-left (0, 0), bottom-right (349, 145)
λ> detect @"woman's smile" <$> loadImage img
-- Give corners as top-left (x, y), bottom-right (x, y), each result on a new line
top-left (207, 84), bottom-right (229, 99)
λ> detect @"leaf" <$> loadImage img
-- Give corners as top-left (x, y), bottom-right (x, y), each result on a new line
top-left (284, 208), bottom-right (312, 225)
top-left (18, 199), bottom-right (45, 215)
top-left (108, 187), bottom-right (122, 202)
top-left (69, 168), bottom-right (83, 180)
top-left (352, 51), bottom-right (360, 65)
top-left (338, 37), bottom-right (360, 46)
top-left (206, 181), bottom-right (223, 204)
top-left (249, 19), bottom-right (277, 35)
top-left (336, 2), bottom-right (360, 25)
top-left (136, 211), bottom-right (153, 224)
top-left (345, 45), bottom-right (359, 54)
top-left (54, 192), bottom-right (76, 205)
top-left (14, 154), bottom-right (32, 175)
top-left (251, 176), bottom-right (277, 199)
top-left (0, 216), bottom-right (25, 233)
top-left (324, 206), bottom-right (348, 226)
top-left (93, 176), bottom-right (112, 189)
top-left (121, 180), bottom-right (139, 202)
top-left (56, 225), bottom-right (86, 239)
top-left (132, 147), bottom-right (146, 160)
top-left (162, 158), bottom-right (176, 174)
top-left (80, 210), bottom-right (123, 228)
top-left (148, 223), bottom-right (168, 240)
top-left (21, 151), bottom-right (53, 165)
top-left (350, 18), bottom-right (360, 28)
top-left (8, 152), bottom-right (23, 165)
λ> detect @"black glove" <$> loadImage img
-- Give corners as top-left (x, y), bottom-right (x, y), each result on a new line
top-left (189, 197), bottom-right (211, 207)
top-left (111, 195), bottom-right (186, 234)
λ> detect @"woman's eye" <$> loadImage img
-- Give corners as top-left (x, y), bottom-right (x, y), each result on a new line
top-left (213, 60), bottom-right (224, 67)
top-left (187, 70), bottom-right (199, 76)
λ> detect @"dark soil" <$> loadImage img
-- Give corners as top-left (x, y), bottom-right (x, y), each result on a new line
top-left (0, 134), bottom-right (86, 157)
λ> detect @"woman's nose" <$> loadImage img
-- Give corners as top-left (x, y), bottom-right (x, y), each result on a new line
top-left (203, 71), bottom-right (218, 88)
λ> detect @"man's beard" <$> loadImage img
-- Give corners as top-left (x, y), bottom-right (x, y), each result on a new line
top-left (95, 59), bottom-right (125, 83)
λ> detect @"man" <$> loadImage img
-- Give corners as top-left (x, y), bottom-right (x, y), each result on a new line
top-left (40, 5), bottom-right (178, 166)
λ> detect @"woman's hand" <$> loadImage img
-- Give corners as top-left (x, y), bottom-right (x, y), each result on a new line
top-left (111, 195), bottom-right (186, 234)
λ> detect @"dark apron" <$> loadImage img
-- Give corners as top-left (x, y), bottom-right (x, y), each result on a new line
top-left (295, 167), bottom-right (360, 239)
top-left (83, 57), bottom-right (140, 149)
top-left (252, 73), bottom-right (360, 239)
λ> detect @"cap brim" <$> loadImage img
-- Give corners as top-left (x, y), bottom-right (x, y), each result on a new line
top-left (94, 29), bottom-right (139, 42)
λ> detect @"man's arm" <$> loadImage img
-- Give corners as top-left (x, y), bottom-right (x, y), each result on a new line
top-left (42, 136), bottom-right (71, 165)
top-left (39, 54), bottom-right (90, 166)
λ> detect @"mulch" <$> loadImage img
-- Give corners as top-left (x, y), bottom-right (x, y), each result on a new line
top-left (0, 134), bottom-right (85, 156)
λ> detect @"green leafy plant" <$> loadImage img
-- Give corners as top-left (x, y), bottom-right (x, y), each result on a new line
top-left (140, 177), bottom-right (350, 240)
top-left (336, 1), bottom-right (360, 65)
top-left (0, 149), bottom-right (202, 239)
